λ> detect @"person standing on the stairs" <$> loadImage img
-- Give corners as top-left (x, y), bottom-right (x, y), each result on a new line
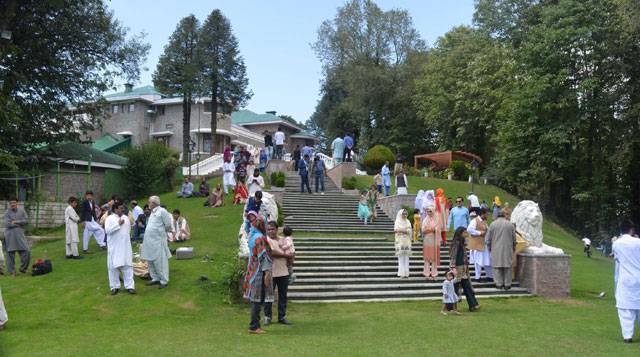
top-left (243, 217), bottom-right (274, 334)
top-left (485, 210), bottom-right (516, 290)
top-left (449, 227), bottom-right (480, 312)
top-left (264, 221), bottom-right (294, 326)
top-left (331, 136), bottom-right (345, 165)
top-left (447, 197), bottom-right (470, 233)
top-left (394, 209), bottom-right (412, 278)
top-left (357, 190), bottom-right (371, 225)
top-left (313, 154), bottom-right (327, 194)
top-left (298, 154), bottom-right (312, 194)
top-left (274, 127), bottom-right (285, 160)
top-left (468, 209), bottom-right (493, 283)
top-left (381, 161), bottom-right (391, 196)
top-left (293, 145), bottom-right (301, 171)
top-left (422, 206), bottom-right (441, 280)
top-left (343, 133), bottom-right (354, 162)
top-left (435, 188), bottom-right (450, 246)
top-left (367, 185), bottom-right (379, 222)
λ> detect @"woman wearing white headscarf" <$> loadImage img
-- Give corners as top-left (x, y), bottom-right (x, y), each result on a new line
top-left (421, 190), bottom-right (435, 222)
top-left (422, 205), bottom-right (442, 280)
top-left (394, 209), bottom-right (412, 278)
top-left (415, 190), bottom-right (425, 211)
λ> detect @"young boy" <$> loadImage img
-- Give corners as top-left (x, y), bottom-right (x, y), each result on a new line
top-left (282, 226), bottom-right (296, 284)
top-left (442, 270), bottom-right (460, 315)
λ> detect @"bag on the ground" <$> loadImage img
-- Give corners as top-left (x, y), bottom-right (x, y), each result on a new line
top-left (31, 259), bottom-right (52, 276)
top-left (176, 247), bottom-right (194, 260)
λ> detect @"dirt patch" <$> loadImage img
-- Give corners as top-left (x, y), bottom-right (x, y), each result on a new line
top-left (179, 300), bottom-right (197, 310)
top-left (548, 298), bottom-right (592, 307)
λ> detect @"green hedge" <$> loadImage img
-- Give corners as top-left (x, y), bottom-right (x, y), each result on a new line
top-left (270, 171), bottom-right (285, 187)
top-left (103, 169), bottom-right (128, 200)
top-left (448, 160), bottom-right (471, 180)
top-left (363, 145), bottom-right (395, 174)
top-left (342, 176), bottom-right (357, 190)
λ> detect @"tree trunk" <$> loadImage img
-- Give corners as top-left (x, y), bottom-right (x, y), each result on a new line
top-left (182, 94), bottom-right (192, 165)
top-left (210, 81), bottom-right (218, 154)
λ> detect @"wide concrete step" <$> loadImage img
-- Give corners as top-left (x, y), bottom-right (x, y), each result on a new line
top-left (293, 271), bottom-right (486, 277)
top-left (288, 287), bottom-right (530, 302)
top-left (294, 245), bottom-right (429, 250)
top-left (288, 226), bottom-right (395, 232)
top-left (293, 237), bottom-right (389, 242)
top-left (293, 276), bottom-right (481, 284)
top-left (293, 265), bottom-right (467, 272)
top-left (289, 281), bottom-right (520, 291)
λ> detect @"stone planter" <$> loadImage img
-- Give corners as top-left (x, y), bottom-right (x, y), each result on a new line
top-left (516, 252), bottom-right (571, 299)
top-left (447, 173), bottom-right (453, 180)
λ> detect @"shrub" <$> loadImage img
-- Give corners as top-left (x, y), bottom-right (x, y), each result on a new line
top-left (276, 201), bottom-right (284, 226)
top-left (363, 145), bottom-right (395, 174)
top-left (270, 171), bottom-right (285, 187)
top-left (221, 252), bottom-right (246, 304)
top-left (122, 143), bottom-right (180, 197)
top-left (342, 176), bottom-right (358, 190)
top-left (448, 160), bottom-right (471, 180)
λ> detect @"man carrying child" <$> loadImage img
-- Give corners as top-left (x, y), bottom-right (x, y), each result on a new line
top-left (264, 222), bottom-right (295, 326)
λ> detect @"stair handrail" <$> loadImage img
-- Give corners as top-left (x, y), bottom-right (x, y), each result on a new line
top-left (182, 153), bottom-right (224, 176)
top-left (316, 152), bottom-right (335, 170)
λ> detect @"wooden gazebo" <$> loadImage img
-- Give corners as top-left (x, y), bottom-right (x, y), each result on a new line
top-left (414, 150), bottom-right (483, 169)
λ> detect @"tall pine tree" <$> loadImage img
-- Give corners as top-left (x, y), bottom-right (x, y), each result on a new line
top-left (153, 15), bottom-right (201, 165)
top-left (198, 10), bottom-right (252, 154)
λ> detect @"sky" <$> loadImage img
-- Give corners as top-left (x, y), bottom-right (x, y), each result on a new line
top-left (107, 0), bottom-right (475, 124)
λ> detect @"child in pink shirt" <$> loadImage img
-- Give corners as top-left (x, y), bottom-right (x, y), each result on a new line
top-left (282, 226), bottom-right (296, 282)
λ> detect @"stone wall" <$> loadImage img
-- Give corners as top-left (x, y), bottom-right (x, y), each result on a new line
top-left (516, 253), bottom-right (571, 298)
top-left (39, 166), bottom-right (107, 203)
top-left (266, 160), bottom-right (292, 176)
top-left (0, 201), bottom-right (66, 237)
top-left (377, 194), bottom-right (417, 219)
top-left (326, 162), bottom-right (357, 189)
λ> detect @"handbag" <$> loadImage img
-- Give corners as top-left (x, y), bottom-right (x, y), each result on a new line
top-left (31, 259), bottom-right (52, 276)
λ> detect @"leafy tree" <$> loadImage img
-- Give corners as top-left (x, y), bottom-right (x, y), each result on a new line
top-left (121, 143), bottom-right (180, 197)
top-left (198, 9), bottom-right (252, 154)
top-left (0, 0), bottom-right (149, 170)
top-left (153, 15), bottom-right (201, 165)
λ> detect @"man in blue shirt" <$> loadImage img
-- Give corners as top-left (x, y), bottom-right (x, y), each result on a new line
top-left (343, 134), bottom-right (354, 162)
top-left (298, 154), bottom-right (312, 194)
top-left (448, 197), bottom-right (470, 231)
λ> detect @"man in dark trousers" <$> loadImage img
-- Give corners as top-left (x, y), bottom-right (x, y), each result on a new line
top-left (80, 190), bottom-right (106, 253)
top-left (293, 145), bottom-right (301, 171)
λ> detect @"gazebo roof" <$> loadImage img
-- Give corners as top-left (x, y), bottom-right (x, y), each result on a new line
top-left (414, 150), bottom-right (482, 169)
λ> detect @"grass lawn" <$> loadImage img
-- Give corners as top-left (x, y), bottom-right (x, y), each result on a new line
top-left (0, 177), bottom-right (636, 356)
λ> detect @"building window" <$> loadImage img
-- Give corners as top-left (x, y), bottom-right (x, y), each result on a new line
top-left (154, 136), bottom-right (169, 147)
top-left (112, 104), bottom-right (119, 114)
top-left (129, 103), bottom-right (135, 112)
top-left (202, 133), bottom-right (212, 153)
top-left (166, 123), bottom-right (174, 129)
top-left (203, 102), bottom-right (225, 113)
top-left (121, 104), bottom-right (126, 113)
top-left (159, 105), bottom-right (165, 115)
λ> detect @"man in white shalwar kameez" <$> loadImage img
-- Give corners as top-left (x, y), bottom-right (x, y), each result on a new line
top-left (467, 209), bottom-right (493, 282)
top-left (64, 197), bottom-right (82, 259)
top-left (0, 287), bottom-right (7, 330)
top-left (141, 196), bottom-right (172, 288)
top-left (105, 203), bottom-right (135, 295)
top-left (223, 160), bottom-right (236, 194)
top-left (612, 222), bottom-right (640, 343)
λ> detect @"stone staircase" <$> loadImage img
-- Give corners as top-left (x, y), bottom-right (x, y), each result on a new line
top-left (283, 172), bottom-right (394, 234)
top-left (288, 237), bottom-right (531, 303)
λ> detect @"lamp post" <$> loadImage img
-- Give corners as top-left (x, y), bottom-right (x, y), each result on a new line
top-left (471, 159), bottom-right (479, 193)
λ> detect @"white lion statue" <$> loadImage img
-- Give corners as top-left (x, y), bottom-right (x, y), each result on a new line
top-left (238, 191), bottom-right (279, 258)
top-left (510, 200), bottom-right (564, 255)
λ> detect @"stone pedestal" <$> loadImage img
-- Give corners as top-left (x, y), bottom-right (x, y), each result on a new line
top-left (377, 194), bottom-right (417, 219)
top-left (265, 160), bottom-right (291, 176)
top-left (516, 252), bottom-right (571, 298)
top-left (326, 162), bottom-right (357, 188)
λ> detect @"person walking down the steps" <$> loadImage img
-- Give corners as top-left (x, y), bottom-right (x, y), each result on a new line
top-left (394, 209), bottom-right (412, 278)
top-left (448, 197), bottom-right (470, 233)
top-left (357, 190), bottom-right (371, 225)
top-left (435, 188), bottom-right (450, 246)
top-left (381, 161), bottom-right (391, 196)
top-left (449, 227), bottom-right (480, 312)
top-left (243, 217), bottom-right (273, 334)
top-left (442, 271), bottom-right (460, 315)
top-left (331, 136), bottom-right (345, 165)
top-left (422, 205), bottom-right (441, 280)
top-left (264, 221), bottom-right (294, 326)
top-left (298, 154), bottom-right (312, 194)
top-left (293, 145), bottom-right (301, 171)
top-left (413, 209), bottom-right (421, 242)
top-left (367, 185), bottom-right (379, 222)
top-left (313, 154), bottom-right (327, 194)
top-left (374, 172), bottom-right (383, 193)
top-left (468, 209), bottom-right (493, 283)
top-left (395, 169), bottom-right (408, 195)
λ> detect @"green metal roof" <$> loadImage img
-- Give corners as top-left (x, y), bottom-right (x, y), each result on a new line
top-left (91, 134), bottom-right (131, 154)
top-left (53, 142), bottom-right (128, 167)
top-left (104, 85), bottom-right (164, 99)
top-left (231, 109), bottom-right (300, 128)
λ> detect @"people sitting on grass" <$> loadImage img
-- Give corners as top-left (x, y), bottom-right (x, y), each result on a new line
top-left (233, 182), bottom-right (249, 205)
top-left (357, 190), bottom-right (371, 225)
top-left (133, 205), bottom-right (150, 242)
top-left (193, 178), bottom-right (210, 197)
top-left (264, 221), bottom-right (294, 326)
top-left (248, 170), bottom-right (265, 197)
top-left (64, 196), bottom-right (83, 260)
top-left (449, 227), bottom-right (480, 312)
top-left (105, 202), bottom-right (135, 295)
top-left (168, 209), bottom-right (190, 242)
top-left (246, 190), bottom-right (263, 214)
top-left (176, 177), bottom-right (194, 198)
top-left (441, 271), bottom-right (460, 315)
top-left (206, 184), bottom-right (224, 208)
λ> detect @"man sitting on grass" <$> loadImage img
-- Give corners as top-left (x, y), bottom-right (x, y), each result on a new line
top-left (176, 177), bottom-right (194, 198)
top-left (168, 209), bottom-right (190, 242)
